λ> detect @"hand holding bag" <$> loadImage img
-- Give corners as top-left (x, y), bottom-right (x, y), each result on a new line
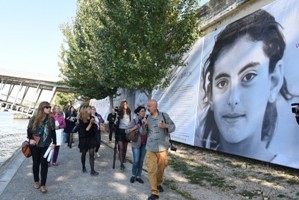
top-left (126, 129), bottom-right (138, 142)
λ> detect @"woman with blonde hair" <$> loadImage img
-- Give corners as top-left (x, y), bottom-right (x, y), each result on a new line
top-left (51, 105), bottom-right (66, 166)
top-left (27, 101), bottom-right (56, 193)
top-left (78, 104), bottom-right (99, 176)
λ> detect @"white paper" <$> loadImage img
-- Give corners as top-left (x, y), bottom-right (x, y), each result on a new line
top-left (43, 143), bottom-right (52, 158)
top-left (56, 129), bottom-right (64, 146)
top-left (47, 149), bottom-right (53, 162)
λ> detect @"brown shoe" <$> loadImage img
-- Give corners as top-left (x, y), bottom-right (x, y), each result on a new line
top-left (40, 186), bottom-right (47, 193)
top-left (34, 182), bottom-right (40, 189)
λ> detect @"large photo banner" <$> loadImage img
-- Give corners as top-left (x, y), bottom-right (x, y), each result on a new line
top-left (195, 0), bottom-right (299, 169)
top-left (134, 38), bottom-right (204, 145)
top-left (91, 0), bottom-right (299, 169)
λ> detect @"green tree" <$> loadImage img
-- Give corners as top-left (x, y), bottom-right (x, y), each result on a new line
top-left (59, 17), bottom-right (118, 105)
top-left (54, 92), bottom-right (76, 108)
top-left (91, 0), bottom-right (200, 98)
top-left (60, 0), bottom-right (199, 104)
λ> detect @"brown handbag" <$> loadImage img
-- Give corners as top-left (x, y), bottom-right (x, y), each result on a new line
top-left (126, 129), bottom-right (138, 142)
top-left (21, 141), bottom-right (32, 158)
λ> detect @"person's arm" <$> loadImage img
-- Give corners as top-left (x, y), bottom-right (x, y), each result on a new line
top-left (59, 116), bottom-right (66, 129)
top-left (99, 114), bottom-right (104, 123)
top-left (27, 117), bottom-right (35, 140)
top-left (65, 113), bottom-right (70, 121)
top-left (86, 118), bottom-right (95, 131)
top-left (141, 117), bottom-right (148, 135)
top-left (162, 113), bottom-right (176, 133)
top-left (78, 120), bottom-right (85, 136)
top-left (125, 119), bottom-right (138, 134)
top-left (107, 113), bottom-right (112, 122)
top-left (51, 128), bottom-right (57, 145)
top-left (27, 116), bottom-right (38, 146)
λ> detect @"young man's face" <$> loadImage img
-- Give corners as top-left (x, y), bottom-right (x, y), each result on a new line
top-left (211, 36), bottom-right (273, 144)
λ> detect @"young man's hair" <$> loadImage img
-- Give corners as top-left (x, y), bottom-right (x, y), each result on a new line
top-left (201, 9), bottom-right (293, 149)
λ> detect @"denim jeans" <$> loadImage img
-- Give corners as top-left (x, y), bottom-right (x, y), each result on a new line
top-left (131, 144), bottom-right (146, 177)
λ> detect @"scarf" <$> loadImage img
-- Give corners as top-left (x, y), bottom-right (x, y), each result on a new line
top-left (38, 116), bottom-right (49, 144)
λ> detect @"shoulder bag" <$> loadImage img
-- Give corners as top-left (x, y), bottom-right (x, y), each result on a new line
top-left (21, 140), bottom-right (32, 158)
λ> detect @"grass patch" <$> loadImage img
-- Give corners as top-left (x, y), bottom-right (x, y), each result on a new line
top-left (169, 155), bottom-right (235, 190)
top-left (286, 178), bottom-right (299, 185)
top-left (163, 179), bottom-right (196, 200)
top-left (277, 194), bottom-right (289, 198)
top-left (238, 189), bottom-right (266, 199)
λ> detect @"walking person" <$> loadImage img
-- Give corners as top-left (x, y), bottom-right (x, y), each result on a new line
top-left (91, 106), bottom-right (104, 158)
top-left (51, 105), bottom-right (66, 166)
top-left (142, 99), bottom-right (176, 200)
top-left (107, 108), bottom-right (117, 142)
top-left (115, 100), bottom-right (132, 170)
top-left (126, 106), bottom-right (147, 184)
top-left (27, 101), bottom-right (56, 193)
top-left (64, 106), bottom-right (77, 148)
top-left (78, 104), bottom-right (99, 176)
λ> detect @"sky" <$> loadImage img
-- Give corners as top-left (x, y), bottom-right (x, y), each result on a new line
top-left (0, 0), bottom-right (209, 78)
top-left (0, 0), bottom-right (77, 77)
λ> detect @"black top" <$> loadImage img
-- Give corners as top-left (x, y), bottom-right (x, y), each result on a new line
top-left (78, 119), bottom-right (98, 138)
top-left (107, 113), bottom-right (117, 124)
top-left (27, 115), bottom-right (57, 146)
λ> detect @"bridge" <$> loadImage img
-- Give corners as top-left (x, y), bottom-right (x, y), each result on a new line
top-left (0, 68), bottom-right (73, 117)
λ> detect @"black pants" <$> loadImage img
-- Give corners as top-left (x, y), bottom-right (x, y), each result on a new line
top-left (95, 132), bottom-right (101, 153)
top-left (30, 145), bottom-right (49, 186)
top-left (108, 123), bottom-right (115, 141)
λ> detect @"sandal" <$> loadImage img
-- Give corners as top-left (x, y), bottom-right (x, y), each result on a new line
top-left (40, 186), bottom-right (47, 193)
top-left (34, 182), bottom-right (40, 189)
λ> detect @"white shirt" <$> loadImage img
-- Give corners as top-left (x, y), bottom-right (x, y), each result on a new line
top-left (119, 114), bottom-right (130, 129)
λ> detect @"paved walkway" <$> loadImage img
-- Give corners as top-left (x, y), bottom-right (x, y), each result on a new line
top-left (0, 133), bottom-right (185, 200)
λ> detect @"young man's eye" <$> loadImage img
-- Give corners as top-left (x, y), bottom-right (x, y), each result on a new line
top-left (216, 80), bottom-right (228, 89)
top-left (242, 73), bottom-right (257, 82)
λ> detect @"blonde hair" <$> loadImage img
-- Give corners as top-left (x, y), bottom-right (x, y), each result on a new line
top-left (52, 105), bottom-right (62, 116)
top-left (79, 104), bottom-right (91, 123)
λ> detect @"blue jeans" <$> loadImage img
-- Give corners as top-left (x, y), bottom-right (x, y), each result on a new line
top-left (131, 144), bottom-right (146, 177)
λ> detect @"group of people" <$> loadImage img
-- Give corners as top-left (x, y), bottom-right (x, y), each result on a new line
top-left (105, 99), bottom-right (176, 200)
top-left (26, 99), bottom-right (175, 200)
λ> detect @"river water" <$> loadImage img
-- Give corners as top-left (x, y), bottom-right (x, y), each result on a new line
top-left (0, 111), bottom-right (28, 167)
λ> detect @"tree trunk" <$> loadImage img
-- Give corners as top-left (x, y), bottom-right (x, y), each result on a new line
top-left (148, 90), bottom-right (152, 100)
top-left (109, 94), bottom-right (114, 109)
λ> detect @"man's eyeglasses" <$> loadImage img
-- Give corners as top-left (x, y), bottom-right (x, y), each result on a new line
top-left (44, 106), bottom-right (51, 109)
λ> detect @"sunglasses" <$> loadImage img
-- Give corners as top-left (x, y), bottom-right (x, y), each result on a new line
top-left (44, 106), bottom-right (51, 109)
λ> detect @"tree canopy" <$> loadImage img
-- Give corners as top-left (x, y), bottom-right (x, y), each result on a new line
top-left (60, 0), bottom-right (199, 101)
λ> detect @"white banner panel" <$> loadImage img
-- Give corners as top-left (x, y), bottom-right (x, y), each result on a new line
top-left (195, 0), bottom-right (299, 169)
top-left (150, 39), bottom-right (204, 146)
